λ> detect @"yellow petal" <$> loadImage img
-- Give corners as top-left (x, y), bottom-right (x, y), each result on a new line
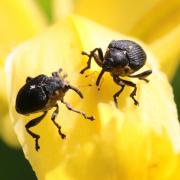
top-left (74, 0), bottom-right (180, 43)
top-left (53, 0), bottom-right (73, 20)
top-left (0, 67), bottom-right (19, 147)
top-left (150, 25), bottom-right (180, 79)
top-left (0, 114), bottom-right (19, 147)
top-left (130, 1), bottom-right (180, 79)
top-left (0, 0), bottom-right (47, 61)
top-left (130, 0), bottom-right (180, 43)
top-left (6, 15), bottom-right (180, 179)
top-left (73, 0), bottom-right (163, 34)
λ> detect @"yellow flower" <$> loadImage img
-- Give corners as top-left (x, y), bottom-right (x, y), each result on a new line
top-left (6, 15), bottom-right (180, 180)
top-left (0, 0), bottom-right (47, 147)
top-left (53, 0), bottom-right (180, 79)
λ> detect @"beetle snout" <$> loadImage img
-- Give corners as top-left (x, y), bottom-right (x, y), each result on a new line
top-left (102, 58), bottom-right (114, 71)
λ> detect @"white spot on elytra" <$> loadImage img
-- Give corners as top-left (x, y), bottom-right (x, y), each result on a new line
top-left (30, 85), bottom-right (36, 89)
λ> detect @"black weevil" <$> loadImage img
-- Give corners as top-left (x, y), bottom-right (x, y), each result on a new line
top-left (16, 69), bottom-right (95, 151)
top-left (80, 40), bottom-right (152, 107)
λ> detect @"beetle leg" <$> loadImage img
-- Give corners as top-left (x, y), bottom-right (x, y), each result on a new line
top-left (25, 111), bottom-right (47, 151)
top-left (80, 51), bottom-right (94, 74)
top-left (128, 70), bottom-right (152, 83)
top-left (113, 76), bottom-right (139, 106)
top-left (112, 76), bottom-right (125, 108)
top-left (96, 70), bottom-right (105, 86)
top-left (67, 84), bottom-right (83, 98)
top-left (51, 104), bottom-right (66, 139)
top-left (61, 99), bottom-right (95, 121)
top-left (80, 48), bottom-right (104, 74)
top-left (121, 79), bottom-right (139, 106)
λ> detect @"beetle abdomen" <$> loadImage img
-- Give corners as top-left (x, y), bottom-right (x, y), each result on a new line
top-left (108, 40), bottom-right (146, 71)
top-left (16, 75), bottom-right (48, 114)
top-left (16, 85), bottom-right (48, 114)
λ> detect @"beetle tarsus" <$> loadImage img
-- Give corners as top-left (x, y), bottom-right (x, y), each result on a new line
top-left (80, 51), bottom-right (91, 74)
top-left (113, 85), bottom-right (125, 108)
top-left (126, 80), bottom-right (139, 106)
top-left (112, 76), bottom-right (125, 108)
top-left (35, 136), bottom-right (40, 151)
top-left (130, 93), bottom-right (139, 106)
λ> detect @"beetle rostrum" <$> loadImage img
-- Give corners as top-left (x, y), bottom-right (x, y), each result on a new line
top-left (16, 68), bottom-right (95, 151)
top-left (80, 40), bottom-right (152, 107)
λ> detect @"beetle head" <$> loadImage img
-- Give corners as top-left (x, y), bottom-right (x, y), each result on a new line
top-left (102, 48), bottom-right (129, 72)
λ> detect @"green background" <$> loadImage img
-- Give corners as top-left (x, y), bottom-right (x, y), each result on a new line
top-left (0, 1), bottom-right (179, 179)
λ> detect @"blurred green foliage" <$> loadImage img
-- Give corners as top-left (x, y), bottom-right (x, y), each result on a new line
top-left (0, 1), bottom-right (179, 179)
top-left (35, 0), bottom-right (53, 23)
top-left (0, 140), bottom-right (37, 180)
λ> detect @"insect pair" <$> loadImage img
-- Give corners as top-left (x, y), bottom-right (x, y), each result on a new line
top-left (16, 40), bottom-right (152, 151)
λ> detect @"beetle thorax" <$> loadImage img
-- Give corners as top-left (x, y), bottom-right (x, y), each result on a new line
top-left (103, 48), bottom-right (135, 76)
top-left (44, 88), bottom-right (66, 110)
top-left (110, 65), bottom-right (135, 76)
top-left (43, 77), bottom-right (69, 110)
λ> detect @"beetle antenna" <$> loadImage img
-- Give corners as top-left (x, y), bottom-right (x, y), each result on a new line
top-left (67, 84), bottom-right (83, 98)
